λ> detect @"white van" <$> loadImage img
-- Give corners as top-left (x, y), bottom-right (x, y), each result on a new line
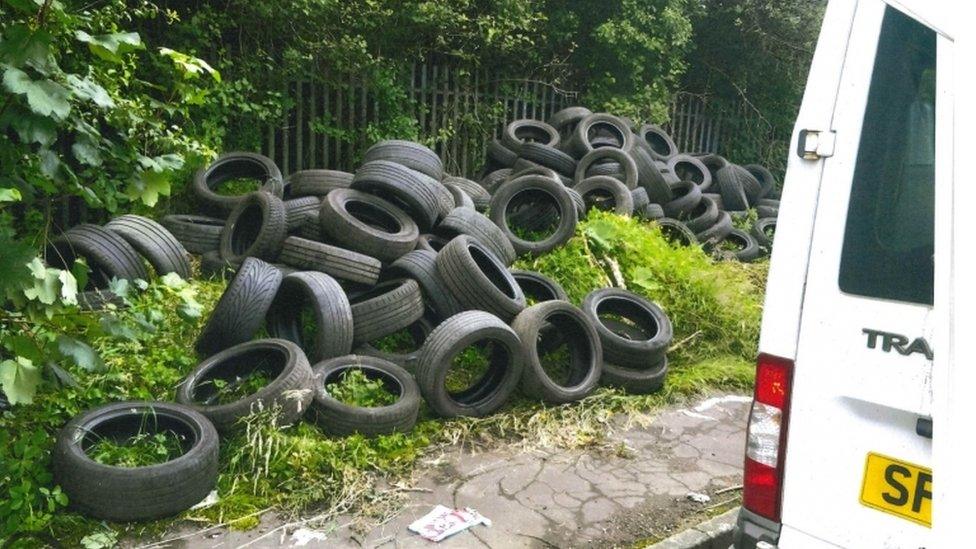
top-left (733, 1), bottom-right (974, 547)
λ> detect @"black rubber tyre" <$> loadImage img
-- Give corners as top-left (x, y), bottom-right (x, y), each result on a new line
top-left (435, 207), bottom-right (517, 266)
top-left (278, 236), bottom-right (381, 285)
top-left (199, 250), bottom-right (239, 279)
top-left (511, 301), bottom-right (602, 404)
top-left (699, 154), bottom-right (729, 181)
top-left (703, 192), bottom-right (724, 211)
top-left (386, 250), bottom-right (463, 321)
top-left (715, 165), bottom-right (751, 211)
top-left (639, 203), bottom-right (665, 221)
top-left (436, 236), bottom-right (526, 321)
top-left (566, 188), bottom-right (587, 218)
top-left (480, 169), bottom-right (512, 194)
top-left (416, 233), bottom-right (450, 253)
top-left (584, 160), bottom-right (624, 178)
top-left (445, 183), bottom-right (475, 209)
top-left (266, 272), bottom-right (354, 362)
top-left (486, 140), bottom-right (518, 168)
top-left (192, 152), bottom-right (283, 216)
top-left (415, 311), bottom-right (524, 418)
top-left (357, 315), bottom-right (437, 373)
top-left (53, 401), bottom-right (218, 522)
top-left (287, 170), bottom-right (353, 197)
top-left (582, 288), bottom-right (673, 368)
top-left (351, 160), bottom-right (441, 231)
top-left (443, 176), bottom-right (491, 211)
top-left (668, 155), bottom-right (713, 193)
top-left (636, 124), bottom-right (678, 160)
top-left (511, 270), bottom-right (569, 303)
top-left (695, 211), bottom-right (733, 248)
top-left (519, 142), bottom-right (576, 177)
top-left (104, 215), bottom-right (191, 279)
top-left (489, 175), bottom-right (578, 256)
top-left (161, 215), bottom-right (225, 255)
top-left (319, 188), bottom-right (419, 262)
top-left (283, 197), bottom-right (322, 231)
top-left (349, 278), bottom-right (425, 346)
top-left (177, 339), bottom-right (314, 432)
top-left (744, 164), bottom-right (776, 200)
top-left (47, 224), bottom-right (149, 288)
top-left (219, 191), bottom-right (287, 263)
top-left (363, 140), bottom-right (444, 181)
top-left (567, 113), bottom-right (634, 158)
top-left (751, 217), bottom-right (777, 248)
top-left (631, 187), bottom-right (650, 211)
top-left (574, 148), bottom-right (637, 189)
top-left (631, 144), bottom-right (673, 204)
top-left (311, 355), bottom-right (421, 436)
top-left (549, 106), bottom-right (592, 133)
top-left (662, 180), bottom-right (703, 218)
top-left (295, 213), bottom-right (323, 241)
top-left (573, 176), bottom-right (634, 215)
top-left (502, 119), bottom-right (560, 152)
top-left (681, 195), bottom-right (720, 234)
top-left (601, 356), bottom-right (669, 394)
top-left (758, 198), bottom-right (780, 208)
top-left (716, 228), bottom-right (762, 263)
top-left (195, 257), bottom-right (283, 357)
top-left (655, 218), bottom-right (699, 246)
top-left (757, 205), bottom-right (779, 219)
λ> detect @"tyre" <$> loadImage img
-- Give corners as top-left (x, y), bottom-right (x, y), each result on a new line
top-left (573, 176), bottom-right (634, 215)
top-left (266, 272), bottom-right (354, 362)
top-left (703, 192), bottom-right (724, 211)
top-left (177, 339), bottom-right (314, 432)
top-left (715, 165), bottom-right (750, 211)
top-left (53, 401), bottom-right (218, 522)
top-left (511, 301), bottom-right (601, 404)
top-left (601, 356), bottom-right (669, 394)
top-left (436, 236), bottom-right (526, 321)
top-left (445, 183), bottom-right (475, 209)
top-left (278, 236), bottom-right (381, 286)
top-left (694, 210), bottom-right (733, 248)
top-left (295, 212), bottom-right (324, 241)
top-left (548, 106), bottom-right (592, 133)
top-left (667, 155), bottom-right (712, 193)
top-left (636, 124), bottom-right (678, 160)
top-left (486, 140), bottom-right (518, 168)
top-left (758, 198), bottom-right (780, 208)
top-left (631, 144), bottom-right (673, 204)
top-left (415, 311), bottom-right (524, 418)
top-left (199, 250), bottom-right (239, 279)
top-left (716, 228), bottom-right (762, 263)
top-left (47, 224), bottom-right (148, 288)
top-left (639, 203), bottom-right (665, 221)
top-left (574, 148), bottom-right (637, 189)
top-left (699, 154), bottom-right (729, 181)
top-left (219, 191), bottom-right (287, 263)
top-left (509, 164), bottom-right (572, 187)
top-left (631, 187), bottom-right (650, 211)
top-left (416, 233), bottom-right (450, 253)
top-left (386, 250), bottom-right (463, 320)
top-left (662, 180), bottom-right (702, 218)
top-left (104, 215), bottom-right (191, 279)
top-left (351, 160), bottom-right (441, 231)
top-left (357, 315), bottom-right (437, 373)
top-left (287, 170), bottom-right (353, 197)
top-left (310, 355), bottom-right (421, 436)
top-left (502, 119), bottom-right (560, 152)
top-left (584, 160), bottom-right (624, 178)
top-left (680, 195), bottom-right (720, 234)
top-left (319, 188), bottom-right (419, 262)
top-left (192, 152), bottom-right (283, 216)
top-left (195, 257), bottom-right (283, 357)
top-left (519, 142), bottom-right (576, 177)
top-left (567, 114), bottom-right (634, 158)
top-left (511, 270), bottom-right (569, 303)
top-left (350, 278), bottom-right (425, 346)
top-left (581, 288), bottom-right (673, 368)
top-left (435, 207), bottom-right (517, 266)
top-left (751, 217), bottom-right (777, 248)
top-left (161, 215), bottom-right (225, 255)
top-left (479, 169), bottom-right (512, 194)
top-left (489, 175), bottom-right (578, 256)
top-left (757, 205), bottom-right (779, 219)
top-left (283, 197), bottom-right (323, 231)
top-left (744, 164), bottom-right (776, 200)
top-left (566, 188), bottom-right (587, 218)
top-left (363, 140), bottom-right (444, 181)
top-left (655, 218), bottom-right (699, 246)
top-left (443, 176), bottom-right (491, 211)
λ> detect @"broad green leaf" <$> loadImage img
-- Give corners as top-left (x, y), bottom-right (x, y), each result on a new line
top-left (58, 269), bottom-right (78, 304)
top-left (127, 169), bottom-right (171, 206)
top-left (27, 79), bottom-right (71, 119)
top-left (98, 315), bottom-right (139, 340)
top-left (177, 300), bottom-right (203, 320)
top-left (75, 31), bottom-right (143, 63)
top-left (107, 277), bottom-right (130, 297)
top-left (159, 271), bottom-right (186, 289)
top-left (47, 363), bottom-right (79, 388)
top-left (38, 148), bottom-right (60, 178)
top-left (23, 269), bottom-right (59, 304)
top-left (56, 336), bottom-right (105, 372)
top-left (4, 0), bottom-right (43, 14)
top-left (71, 141), bottom-right (102, 167)
top-left (70, 258), bottom-right (89, 291)
top-left (8, 110), bottom-right (57, 145)
top-left (0, 24), bottom-right (52, 69)
top-left (0, 232), bottom-right (35, 298)
top-left (159, 47), bottom-right (221, 82)
top-left (27, 256), bottom-right (47, 279)
top-left (66, 74), bottom-right (114, 108)
top-left (2, 66), bottom-right (32, 94)
top-left (0, 188), bottom-right (21, 202)
top-left (0, 357), bottom-right (42, 405)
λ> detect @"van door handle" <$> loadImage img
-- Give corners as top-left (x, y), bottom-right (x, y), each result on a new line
top-left (916, 417), bottom-right (932, 439)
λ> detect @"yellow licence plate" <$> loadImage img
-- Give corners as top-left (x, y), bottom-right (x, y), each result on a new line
top-left (860, 452), bottom-right (932, 527)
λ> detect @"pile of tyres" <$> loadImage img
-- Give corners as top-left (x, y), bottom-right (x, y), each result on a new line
top-left (47, 132), bottom-right (680, 523)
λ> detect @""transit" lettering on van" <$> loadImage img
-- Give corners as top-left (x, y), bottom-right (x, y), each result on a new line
top-left (862, 328), bottom-right (934, 360)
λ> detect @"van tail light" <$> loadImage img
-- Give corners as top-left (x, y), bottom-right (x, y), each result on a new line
top-left (743, 353), bottom-right (794, 522)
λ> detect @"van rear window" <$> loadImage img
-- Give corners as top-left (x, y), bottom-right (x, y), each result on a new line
top-left (838, 7), bottom-right (936, 306)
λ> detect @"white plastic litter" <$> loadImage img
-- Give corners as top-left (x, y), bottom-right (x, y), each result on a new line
top-left (408, 505), bottom-right (492, 542)
top-left (189, 490), bottom-right (220, 510)
top-left (686, 491), bottom-right (711, 504)
top-left (290, 528), bottom-right (328, 546)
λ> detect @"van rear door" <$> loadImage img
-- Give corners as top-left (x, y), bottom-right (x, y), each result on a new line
top-left (779, 2), bottom-right (943, 547)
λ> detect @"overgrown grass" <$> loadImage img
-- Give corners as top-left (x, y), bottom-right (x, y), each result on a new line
top-left (89, 430), bottom-right (186, 469)
top-left (326, 369), bottom-right (397, 407)
top-left (2, 212), bottom-right (766, 546)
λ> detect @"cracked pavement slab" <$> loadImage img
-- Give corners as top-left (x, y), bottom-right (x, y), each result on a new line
top-left (143, 392), bottom-right (751, 548)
